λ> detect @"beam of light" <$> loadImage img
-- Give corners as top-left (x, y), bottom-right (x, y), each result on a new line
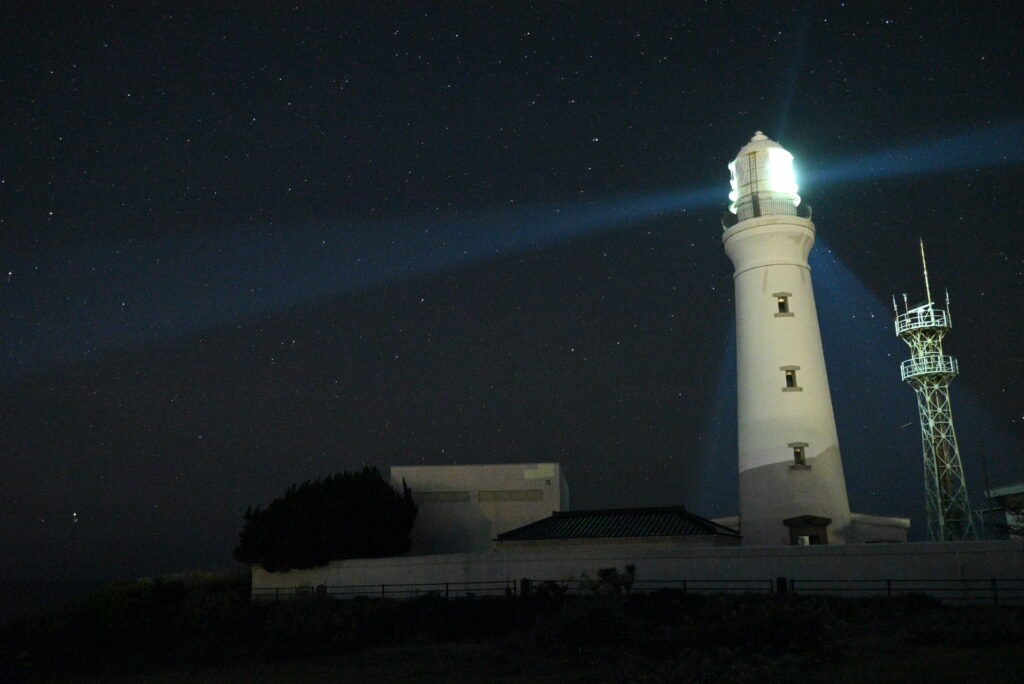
top-left (693, 322), bottom-right (737, 518)
top-left (774, 0), bottom-right (815, 139)
top-left (0, 185), bottom-right (718, 380)
top-left (3, 121), bottom-right (1022, 381)
top-left (803, 121), bottom-right (1024, 186)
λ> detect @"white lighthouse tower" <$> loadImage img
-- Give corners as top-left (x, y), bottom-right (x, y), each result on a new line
top-left (722, 131), bottom-right (852, 546)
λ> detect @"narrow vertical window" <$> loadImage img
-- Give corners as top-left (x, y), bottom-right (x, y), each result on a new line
top-left (789, 441), bottom-right (809, 469)
top-left (781, 366), bottom-right (801, 391)
top-left (773, 292), bottom-right (793, 317)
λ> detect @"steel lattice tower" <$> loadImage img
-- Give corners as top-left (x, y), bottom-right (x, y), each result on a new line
top-left (894, 241), bottom-right (976, 541)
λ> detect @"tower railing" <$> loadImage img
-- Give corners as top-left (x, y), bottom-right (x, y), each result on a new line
top-left (896, 307), bottom-right (950, 335)
top-left (900, 353), bottom-right (958, 381)
top-left (721, 201), bottom-right (811, 229)
top-left (734, 196), bottom-right (799, 220)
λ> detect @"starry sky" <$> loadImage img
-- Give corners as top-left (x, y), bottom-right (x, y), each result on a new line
top-left (2, 3), bottom-right (1022, 581)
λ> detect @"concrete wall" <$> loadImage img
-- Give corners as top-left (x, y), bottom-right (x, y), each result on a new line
top-left (253, 539), bottom-right (1024, 598)
top-left (390, 463), bottom-right (567, 555)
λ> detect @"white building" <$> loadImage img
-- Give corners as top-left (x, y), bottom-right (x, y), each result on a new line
top-left (390, 463), bottom-right (569, 554)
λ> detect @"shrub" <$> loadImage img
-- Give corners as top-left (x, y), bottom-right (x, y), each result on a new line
top-left (581, 565), bottom-right (636, 597)
top-left (233, 466), bottom-right (417, 571)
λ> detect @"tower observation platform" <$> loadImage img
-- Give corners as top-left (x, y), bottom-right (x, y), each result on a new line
top-left (896, 306), bottom-right (958, 381)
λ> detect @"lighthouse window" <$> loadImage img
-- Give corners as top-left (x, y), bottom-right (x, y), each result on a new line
top-left (789, 442), bottom-right (810, 469)
top-left (781, 366), bottom-right (802, 391)
top-left (773, 292), bottom-right (794, 317)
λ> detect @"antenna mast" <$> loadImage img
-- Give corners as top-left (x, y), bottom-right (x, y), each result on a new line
top-left (894, 245), bottom-right (976, 541)
top-left (919, 238), bottom-right (933, 304)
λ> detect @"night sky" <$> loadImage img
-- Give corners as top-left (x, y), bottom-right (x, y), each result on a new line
top-left (2, 3), bottom-right (1022, 581)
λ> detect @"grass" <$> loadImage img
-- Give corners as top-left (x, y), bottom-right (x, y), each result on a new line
top-left (68, 640), bottom-right (1024, 684)
top-left (805, 639), bottom-right (1024, 684)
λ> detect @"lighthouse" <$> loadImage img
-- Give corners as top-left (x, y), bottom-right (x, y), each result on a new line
top-left (722, 131), bottom-right (852, 546)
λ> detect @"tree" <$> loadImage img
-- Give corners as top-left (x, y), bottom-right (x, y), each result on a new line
top-left (233, 466), bottom-right (417, 572)
top-left (581, 565), bottom-right (637, 597)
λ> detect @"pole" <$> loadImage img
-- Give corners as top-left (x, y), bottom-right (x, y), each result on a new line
top-left (979, 440), bottom-right (993, 539)
top-left (919, 238), bottom-right (932, 304)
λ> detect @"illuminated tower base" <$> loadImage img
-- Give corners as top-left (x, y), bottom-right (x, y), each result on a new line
top-left (723, 132), bottom-right (852, 546)
top-left (895, 242), bottom-right (976, 541)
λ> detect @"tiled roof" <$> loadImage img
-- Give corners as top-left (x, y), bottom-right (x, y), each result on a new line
top-left (496, 506), bottom-right (740, 542)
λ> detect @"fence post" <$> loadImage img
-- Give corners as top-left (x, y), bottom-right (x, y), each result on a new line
top-left (520, 578), bottom-right (532, 598)
top-left (991, 578), bottom-right (998, 606)
top-left (445, 582), bottom-right (450, 599)
top-left (887, 579), bottom-right (892, 598)
top-left (381, 583), bottom-right (386, 598)
top-left (682, 579), bottom-right (687, 595)
top-left (776, 576), bottom-right (789, 597)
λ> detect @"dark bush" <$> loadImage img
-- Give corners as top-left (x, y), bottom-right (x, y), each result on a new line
top-left (233, 466), bottom-right (417, 571)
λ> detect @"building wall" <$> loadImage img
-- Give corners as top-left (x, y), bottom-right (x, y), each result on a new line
top-left (390, 463), bottom-right (567, 555)
top-left (252, 539), bottom-right (1024, 597)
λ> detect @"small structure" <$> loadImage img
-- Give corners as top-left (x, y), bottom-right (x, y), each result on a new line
top-left (783, 515), bottom-right (833, 546)
top-left (846, 513), bottom-right (911, 544)
top-left (495, 506), bottom-right (741, 549)
top-left (391, 463), bottom-right (569, 555)
top-left (984, 483), bottom-right (1024, 539)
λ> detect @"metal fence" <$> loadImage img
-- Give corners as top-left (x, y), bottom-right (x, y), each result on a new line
top-left (531, 578), bottom-right (776, 596)
top-left (787, 578), bottom-right (1024, 605)
top-left (251, 577), bottom-right (1024, 605)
